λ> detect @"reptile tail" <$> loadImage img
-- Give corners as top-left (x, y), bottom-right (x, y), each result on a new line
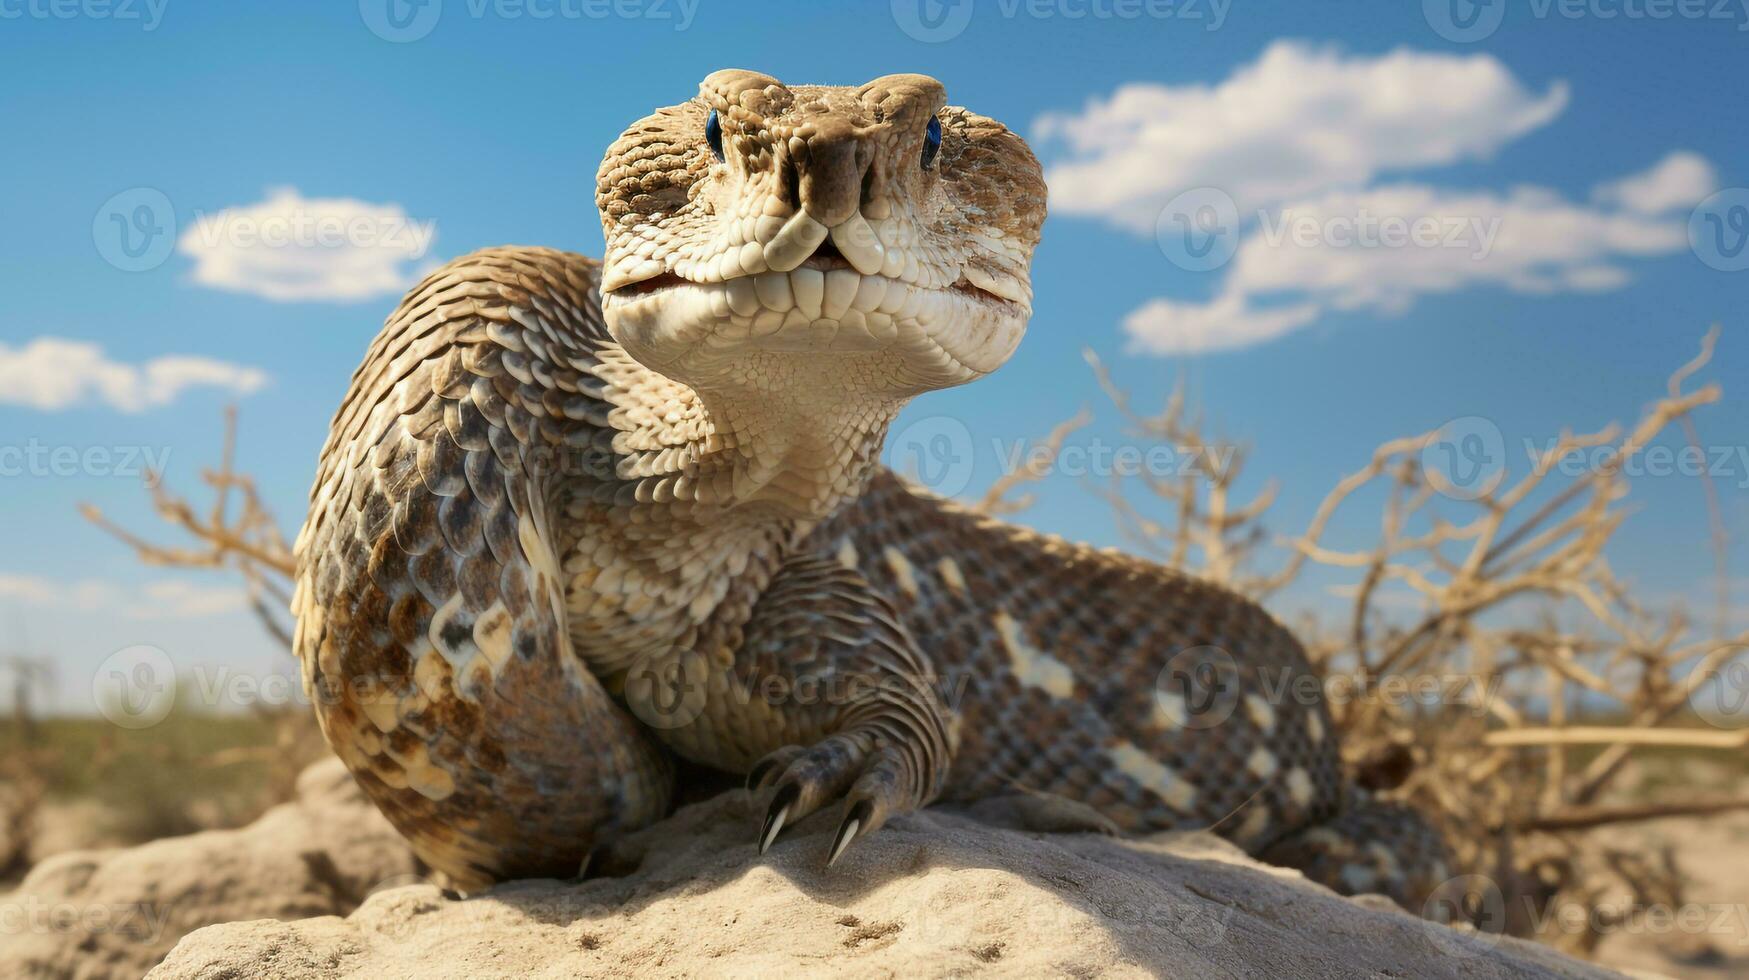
top-left (1259, 794), bottom-right (1455, 911)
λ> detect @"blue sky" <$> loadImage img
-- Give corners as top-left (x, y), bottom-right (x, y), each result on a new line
top-left (0, 1), bottom-right (1744, 713)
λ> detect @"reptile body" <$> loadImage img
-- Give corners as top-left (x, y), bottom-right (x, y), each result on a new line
top-left (293, 70), bottom-right (1450, 906)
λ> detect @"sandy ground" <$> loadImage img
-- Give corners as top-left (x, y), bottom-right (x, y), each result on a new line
top-left (6, 758), bottom-right (1745, 977)
top-left (150, 787), bottom-right (1611, 980)
top-left (1590, 810), bottom-right (1749, 978)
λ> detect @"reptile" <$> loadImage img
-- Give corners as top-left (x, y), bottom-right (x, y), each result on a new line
top-left (292, 69), bottom-right (1452, 908)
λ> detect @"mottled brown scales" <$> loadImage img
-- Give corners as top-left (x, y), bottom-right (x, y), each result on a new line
top-left (294, 71), bottom-right (1450, 907)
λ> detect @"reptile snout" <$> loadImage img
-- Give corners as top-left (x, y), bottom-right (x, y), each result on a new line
top-left (784, 117), bottom-right (876, 228)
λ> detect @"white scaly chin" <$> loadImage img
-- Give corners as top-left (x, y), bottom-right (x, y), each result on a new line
top-left (600, 270), bottom-right (1029, 395)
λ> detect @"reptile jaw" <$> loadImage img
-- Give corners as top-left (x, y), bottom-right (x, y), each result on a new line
top-left (600, 261), bottom-right (1028, 392)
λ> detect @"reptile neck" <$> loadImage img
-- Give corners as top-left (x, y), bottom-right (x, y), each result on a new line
top-left (609, 355), bottom-right (909, 526)
top-left (687, 382), bottom-right (904, 523)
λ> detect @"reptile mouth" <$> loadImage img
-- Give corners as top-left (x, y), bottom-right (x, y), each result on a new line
top-left (618, 272), bottom-right (689, 296)
top-left (608, 266), bottom-right (1018, 311)
top-left (605, 239), bottom-right (1023, 311)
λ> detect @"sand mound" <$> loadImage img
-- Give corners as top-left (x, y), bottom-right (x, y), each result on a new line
top-left (144, 782), bottom-right (1615, 979)
top-left (0, 760), bottom-right (417, 980)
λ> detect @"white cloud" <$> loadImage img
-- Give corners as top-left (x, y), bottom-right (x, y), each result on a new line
top-left (178, 187), bottom-right (438, 302)
top-left (0, 575), bottom-right (246, 620)
top-left (1036, 42), bottom-right (1570, 232)
top-left (1592, 151), bottom-right (1718, 215)
top-left (0, 337), bottom-right (267, 412)
top-left (1125, 290), bottom-right (1318, 356)
top-left (1041, 44), bottom-right (1716, 355)
top-left (1125, 178), bottom-right (1695, 355)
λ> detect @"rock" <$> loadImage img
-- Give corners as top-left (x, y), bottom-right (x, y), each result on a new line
top-left (150, 788), bottom-right (1617, 979)
top-left (0, 759), bottom-right (418, 980)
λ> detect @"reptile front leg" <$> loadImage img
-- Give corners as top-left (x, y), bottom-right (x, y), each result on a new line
top-left (621, 553), bottom-right (955, 865)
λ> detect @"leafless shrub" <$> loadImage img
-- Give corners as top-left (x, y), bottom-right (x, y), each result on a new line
top-left (0, 749), bottom-right (47, 883)
top-left (79, 408), bottom-right (321, 813)
top-left (0, 656), bottom-right (53, 881)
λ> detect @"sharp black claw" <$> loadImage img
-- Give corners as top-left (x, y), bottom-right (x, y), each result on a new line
top-left (759, 784), bottom-right (800, 855)
top-left (561, 848), bottom-right (595, 886)
top-left (828, 799), bottom-right (875, 867)
top-left (746, 758), bottom-right (777, 792)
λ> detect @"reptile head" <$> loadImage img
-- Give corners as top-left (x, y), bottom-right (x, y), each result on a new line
top-left (596, 69), bottom-right (1046, 398)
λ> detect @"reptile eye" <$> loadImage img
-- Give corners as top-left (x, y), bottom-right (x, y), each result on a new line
top-left (921, 115), bottom-right (941, 170)
top-left (705, 109), bottom-right (725, 162)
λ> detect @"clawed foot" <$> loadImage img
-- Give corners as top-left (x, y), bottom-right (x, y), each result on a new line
top-left (746, 727), bottom-right (936, 866)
